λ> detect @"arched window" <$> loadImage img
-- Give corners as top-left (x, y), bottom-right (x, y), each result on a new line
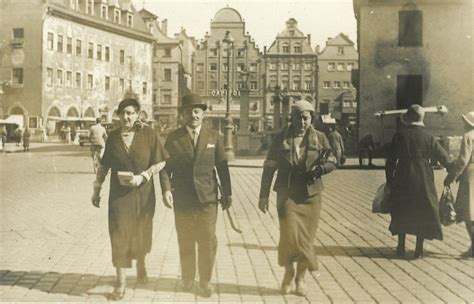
top-left (84, 107), bottom-right (95, 118)
top-left (66, 107), bottom-right (79, 118)
top-left (47, 107), bottom-right (61, 119)
top-left (10, 106), bottom-right (24, 115)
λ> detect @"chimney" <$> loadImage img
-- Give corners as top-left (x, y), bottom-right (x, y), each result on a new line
top-left (264, 46), bottom-right (267, 55)
top-left (315, 45), bottom-right (320, 53)
top-left (307, 34), bottom-right (311, 45)
top-left (162, 19), bottom-right (168, 35)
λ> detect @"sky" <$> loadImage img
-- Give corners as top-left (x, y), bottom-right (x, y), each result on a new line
top-left (132, 0), bottom-right (358, 50)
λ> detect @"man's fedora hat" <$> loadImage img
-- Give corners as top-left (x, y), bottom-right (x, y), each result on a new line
top-left (180, 94), bottom-right (207, 111)
top-left (401, 104), bottom-right (425, 126)
top-left (462, 112), bottom-right (474, 128)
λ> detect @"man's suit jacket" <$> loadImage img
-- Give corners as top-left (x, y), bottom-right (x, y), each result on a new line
top-left (160, 126), bottom-right (232, 207)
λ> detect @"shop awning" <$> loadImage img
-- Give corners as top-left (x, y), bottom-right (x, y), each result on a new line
top-left (0, 115), bottom-right (24, 127)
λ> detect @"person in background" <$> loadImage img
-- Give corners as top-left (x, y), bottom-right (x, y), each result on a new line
top-left (41, 127), bottom-right (47, 143)
top-left (89, 118), bottom-right (108, 158)
top-left (15, 127), bottom-right (22, 147)
top-left (386, 104), bottom-right (451, 259)
top-left (1, 126), bottom-right (7, 155)
top-left (444, 112), bottom-right (474, 258)
top-left (258, 100), bottom-right (336, 296)
top-left (159, 94), bottom-right (232, 298)
top-left (358, 133), bottom-right (375, 167)
top-left (327, 125), bottom-right (345, 166)
top-left (91, 98), bottom-right (167, 300)
top-left (22, 128), bottom-right (31, 152)
top-left (65, 125), bottom-right (71, 144)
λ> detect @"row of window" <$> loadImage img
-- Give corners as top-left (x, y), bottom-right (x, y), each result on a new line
top-left (44, 68), bottom-right (147, 95)
top-left (323, 81), bottom-right (352, 89)
top-left (280, 44), bottom-right (302, 54)
top-left (196, 62), bottom-right (258, 73)
top-left (74, 0), bottom-right (134, 27)
top-left (321, 99), bottom-right (357, 108)
top-left (268, 81), bottom-right (313, 91)
top-left (153, 91), bottom-right (172, 105)
top-left (268, 62), bottom-right (314, 71)
top-left (327, 62), bottom-right (354, 72)
top-left (46, 32), bottom-right (129, 64)
top-left (195, 80), bottom-right (259, 91)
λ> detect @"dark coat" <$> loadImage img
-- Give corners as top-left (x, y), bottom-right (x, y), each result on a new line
top-left (259, 126), bottom-right (336, 202)
top-left (160, 126), bottom-right (231, 208)
top-left (385, 125), bottom-right (450, 240)
top-left (101, 125), bottom-right (167, 267)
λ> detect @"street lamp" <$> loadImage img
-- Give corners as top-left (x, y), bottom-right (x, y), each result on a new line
top-left (223, 30), bottom-right (235, 160)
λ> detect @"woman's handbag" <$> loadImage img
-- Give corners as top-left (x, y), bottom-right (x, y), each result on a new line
top-left (439, 186), bottom-right (456, 226)
top-left (372, 183), bottom-right (391, 214)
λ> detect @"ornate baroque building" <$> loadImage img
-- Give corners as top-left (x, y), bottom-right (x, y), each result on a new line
top-left (193, 7), bottom-right (264, 132)
top-left (317, 33), bottom-right (358, 126)
top-left (263, 18), bottom-right (318, 130)
top-left (0, 0), bottom-right (154, 136)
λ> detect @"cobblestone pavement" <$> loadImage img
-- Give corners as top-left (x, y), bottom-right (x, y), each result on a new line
top-left (0, 143), bottom-right (473, 303)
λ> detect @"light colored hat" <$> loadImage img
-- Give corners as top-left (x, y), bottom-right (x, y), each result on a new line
top-left (462, 112), bottom-right (474, 128)
top-left (401, 104), bottom-right (425, 126)
top-left (291, 100), bottom-right (314, 114)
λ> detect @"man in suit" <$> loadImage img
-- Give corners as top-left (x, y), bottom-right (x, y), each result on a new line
top-left (160, 93), bottom-right (232, 297)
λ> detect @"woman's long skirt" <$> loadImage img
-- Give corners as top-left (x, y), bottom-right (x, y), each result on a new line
top-left (277, 192), bottom-right (321, 271)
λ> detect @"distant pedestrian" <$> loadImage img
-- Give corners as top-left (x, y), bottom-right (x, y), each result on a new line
top-left (358, 134), bottom-right (375, 167)
top-left (327, 126), bottom-right (345, 165)
top-left (444, 112), bottom-right (474, 258)
top-left (91, 98), bottom-right (167, 300)
top-left (65, 126), bottom-right (71, 144)
top-left (386, 105), bottom-right (451, 259)
top-left (15, 127), bottom-right (22, 147)
top-left (22, 128), bottom-right (31, 152)
top-left (1, 126), bottom-right (7, 155)
top-left (258, 100), bottom-right (336, 296)
top-left (41, 127), bottom-right (47, 142)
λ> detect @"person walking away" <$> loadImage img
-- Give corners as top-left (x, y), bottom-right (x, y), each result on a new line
top-left (22, 128), bottom-right (31, 152)
top-left (15, 127), bottom-right (22, 147)
top-left (444, 112), bottom-right (474, 258)
top-left (89, 118), bottom-right (108, 161)
top-left (327, 126), bottom-right (345, 166)
top-left (386, 104), bottom-right (451, 259)
top-left (91, 98), bottom-right (168, 300)
top-left (358, 134), bottom-right (375, 167)
top-left (159, 94), bottom-right (232, 298)
top-left (65, 125), bottom-right (71, 144)
top-left (258, 100), bottom-right (336, 296)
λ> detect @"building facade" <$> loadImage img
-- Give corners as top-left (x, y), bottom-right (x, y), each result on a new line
top-left (263, 18), bottom-right (318, 130)
top-left (193, 7), bottom-right (264, 132)
top-left (317, 33), bottom-right (358, 126)
top-left (0, 0), bottom-right (154, 137)
top-left (139, 9), bottom-right (195, 131)
top-left (354, 0), bottom-right (473, 144)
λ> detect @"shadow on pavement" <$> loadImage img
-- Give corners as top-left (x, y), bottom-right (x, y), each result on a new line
top-left (36, 169), bottom-right (94, 175)
top-left (0, 270), bottom-right (281, 300)
top-left (227, 243), bottom-right (464, 260)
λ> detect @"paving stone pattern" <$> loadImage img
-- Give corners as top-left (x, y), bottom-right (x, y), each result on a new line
top-left (0, 144), bottom-right (472, 303)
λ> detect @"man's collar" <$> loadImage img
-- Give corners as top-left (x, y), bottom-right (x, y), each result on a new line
top-left (185, 124), bottom-right (202, 136)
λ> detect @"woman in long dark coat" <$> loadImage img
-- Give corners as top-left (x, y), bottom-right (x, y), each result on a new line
top-left (444, 112), bottom-right (474, 258)
top-left (91, 99), bottom-right (167, 300)
top-left (258, 100), bottom-right (336, 296)
top-left (386, 104), bottom-right (450, 259)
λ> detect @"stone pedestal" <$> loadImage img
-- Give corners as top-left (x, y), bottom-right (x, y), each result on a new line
top-left (237, 131), bottom-right (251, 155)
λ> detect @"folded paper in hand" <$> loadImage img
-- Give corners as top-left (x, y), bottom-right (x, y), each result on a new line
top-left (117, 171), bottom-right (133, 186)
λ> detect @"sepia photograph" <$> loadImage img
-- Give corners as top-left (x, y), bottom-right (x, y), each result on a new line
top-left (0, 0), bottom-right (472, 302)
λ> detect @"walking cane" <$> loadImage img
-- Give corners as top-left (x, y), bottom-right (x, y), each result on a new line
top-left (217, 183), bottom-right (242, 234)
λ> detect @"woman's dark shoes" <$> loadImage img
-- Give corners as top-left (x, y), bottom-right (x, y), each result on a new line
top-left (414, 248), bottom-right (424, 259)
top-left (110, 284), bottom-right (126, 301)
top-left (136, 265), bottom-right (148, 284)
top-left (396, 245), bottom-right (406, 257)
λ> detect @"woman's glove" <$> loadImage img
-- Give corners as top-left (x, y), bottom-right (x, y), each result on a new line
top-left (258, 197), bottom-right (269, 214)
top-left (91, 188), bottom-right (101, 208)
top-left (443, 175), bottom-right (454, 187)
top-left (307, 166), bottom-right (323, 184)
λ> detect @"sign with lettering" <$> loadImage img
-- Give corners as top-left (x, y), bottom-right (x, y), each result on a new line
top-left (211, 89), bottom-right (240, 97)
